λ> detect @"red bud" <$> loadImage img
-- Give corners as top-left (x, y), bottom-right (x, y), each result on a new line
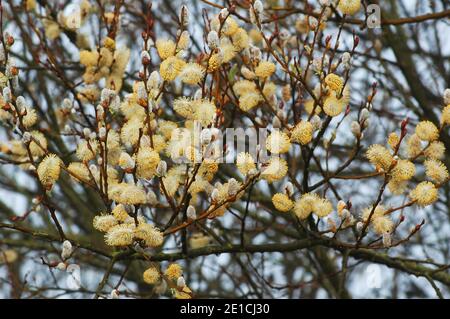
top-left (401, 117), bottom-right (409, 134)
top-left (345, 105), bottom-right (351, 115)
top-left (353, 35), bottom-right (360, 47)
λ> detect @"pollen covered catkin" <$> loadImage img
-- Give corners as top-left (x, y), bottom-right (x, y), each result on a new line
top-left (37, 154), bottom-right (61, 189)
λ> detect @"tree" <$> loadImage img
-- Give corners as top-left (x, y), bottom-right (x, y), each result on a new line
top-left (0, 0), bottom-right (450, 299)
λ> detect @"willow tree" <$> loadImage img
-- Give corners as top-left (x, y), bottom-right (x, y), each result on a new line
top-left (1, 0), bottom-right (450, 299)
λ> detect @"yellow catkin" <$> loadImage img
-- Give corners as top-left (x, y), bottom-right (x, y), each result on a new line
top-left (79, 50), bottom-right (99, 67)
top-left (313, 198), bottom-right (333, 218)
top-left (291, 121), bottom-right (313, 145)
top-left (272, 193), bottom-right (294, 212)
top-left (105, 224), bottom-right (135, 246)
top-left (391, 159), bottom-right (415, 181)
top-left (266, 131), bottom-right (291, 154)
top-left (22, 107), bottom-right (37, 128)
top-left (189, 234), bottom-right (211, 249)
top-left (424, 159), bottom-right (448, 183)
top-left (372, 216), bottom-right (394, 235)
top-left (174, 286), bottom-right (192, 299)
top-left (406, 134), bottom-right (422, 158)
top-left (441, 105), bottom-right (450, 125)
top-left (160, 56), bottom-right (186, 81)
top-left (261, 157), bottom-right (288, 182)
top-left (134, 222), bottom-right (164, 247)
top-left (136, 147), bottom-right (160, 179)
top-left (43, 19), bottom-right (60, 40)
top-left (121, 118), bottom-right (144, 147)
top-left (103, 37), bottom-right (115, 50)
top-left (304, 99), bottom-right (321, 115)
top-left (362, 204), bottom-right (393, 235)
top-left (26, 0), bottom-right (36, 11)
top-left (194, 99), bottom-right (216, 126)
top-left (0, 250), bottom-right (18, 264)
top-left (109, 183), bottom-right (147, 205)
top-left (173, 97), bottom-right (195, 119)
top-left (236, 152), bottom-right (256, 175)
top-left (165, 263), bottom-right (183, 281)
top-left (424, 141), bottom-right (445, 160)
top-left (324, 73), bottom-right (343, 93)
top-left (249, 28), bottom-right (263, 43)
top-left (254, 61), bottom-right (276, 78)
top-left (387, 132), bottom-right (399, 150)
top-left (231, 28), bottom-right (250, 51)
top-left (233, 80), bottom-right (257, 96)
top-left (156, 39), bottom-right (176, 60)
top-left (282, 84), bottom-right (291, 102)
top-left (366, 144), bottom-right (393, 171)
top-left (207, 53), bottom-right (223, 72)
top-left (415, 121), bottom-right (439, 142)
top-left (410, 181), bottom-right (438, 206)
top-left (222, 17), bottom-right (239, 36)
top-left (143, 266), bottom-right (160, 284)
top-left (178, 31), bottom-right (190, 50)
top-left (98, 47), bottom-right (113, 68)
top-left (338, 0), bottom-right (361, 15)
top-left (76, 140), bottom-right (98, 162)
top-left (262, 82), bottom-right (276, 98)
top-left (220, 41), bottom-right (237, 63)
top-left (29, 131), bottom-right (47, 157)
top-left (323, 93), bottom-right (346, 117)
top-left (387, 179), bottom-right (408, 195)
top-left (67, 162), bottom-right (91, 182)
top-left (93, 214), bottom-right (118, 232)
top-left (112, 204), bottom-right (129, 222)
top-left (239, 93), bottom-right (262, 111)
top-left (37, 154), bottom-right (61, 189)
top-left (294, 193), bottom-right (319, 219)
top-left (180, 63), bottom-right (205, 85)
